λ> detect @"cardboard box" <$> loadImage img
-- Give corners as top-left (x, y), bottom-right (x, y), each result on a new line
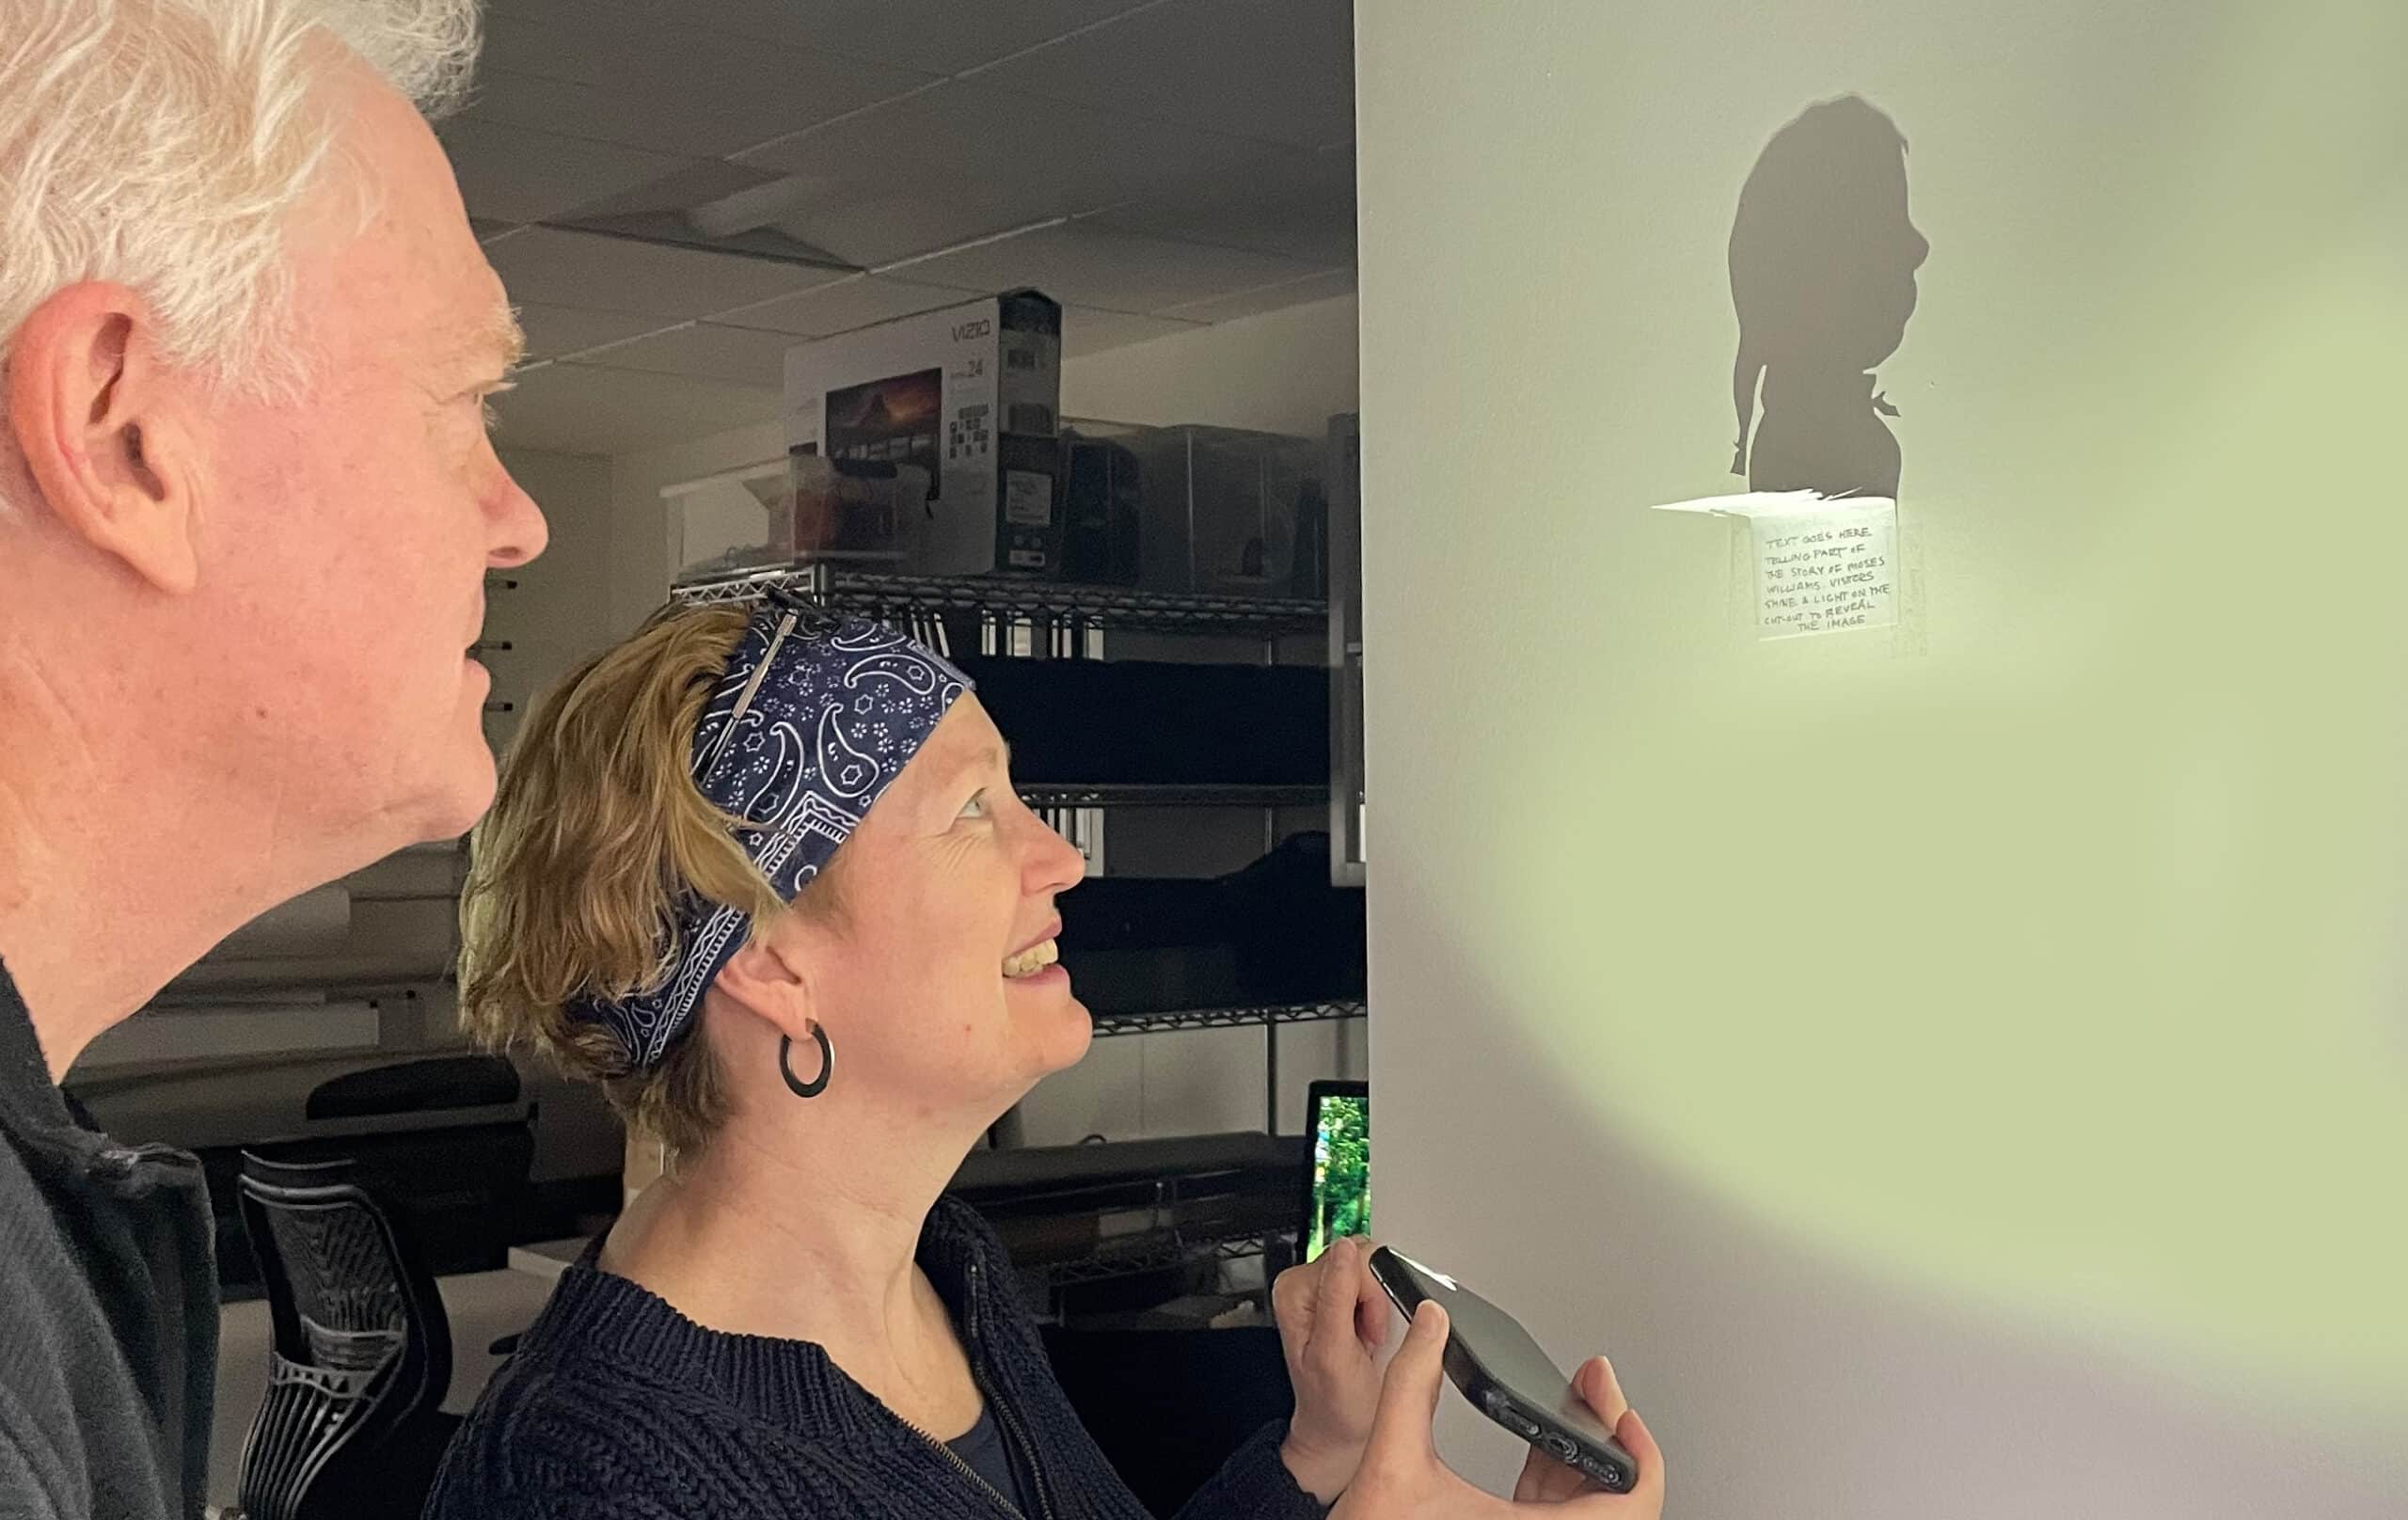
top-left (783, 289), bottom-right (1064, 577)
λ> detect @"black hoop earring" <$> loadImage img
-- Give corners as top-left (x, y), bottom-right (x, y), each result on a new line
top-left (779, 1023), bottom-right (833, 1100)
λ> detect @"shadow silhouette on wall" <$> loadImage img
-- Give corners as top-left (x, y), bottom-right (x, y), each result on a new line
top-left (1729, 96), bottom-right (1927, 499)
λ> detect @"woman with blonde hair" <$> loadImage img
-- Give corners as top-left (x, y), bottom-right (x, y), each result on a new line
top-left (429, 594), bottom-right (1661, 1520)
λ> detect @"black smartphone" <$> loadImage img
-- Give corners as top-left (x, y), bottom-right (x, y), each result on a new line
top-left (1367, 1246), bottom-right (1637, 1494)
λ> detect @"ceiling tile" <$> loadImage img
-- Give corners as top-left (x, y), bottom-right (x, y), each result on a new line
top-left (541, 160), bottom-right (861, 270)
top-left (460, 39), bottom-right (932, 159)
top-left (1060, 306), bottom-right (1207, 358)
top-left (490, 361), bottom-right (780, 455)
top-left (978, 0), bottom-right (1353, 150)
top-left (710, 276), bottom-right (979, 339)
top-left (1161, 265), bottom-right (1355, 324)
top-left (437, 118), bottom-right (696, 224)
top-left (1090, 143), bottom-right (1354, 264)
top-left (896, 222), bottom-right (1320, 313)
top-left (513, 302), bottom-right (673, 360)
top-left (732, 80), bottom-right (1268, 266)
top-left (568, 323), bottom-right (800, 388)
top-left (488, 0), bottom-right (1157, 76)
top-left (486, 227), bottom-right (852, 318)
top-left (476, 1), bottom-right (642, 84)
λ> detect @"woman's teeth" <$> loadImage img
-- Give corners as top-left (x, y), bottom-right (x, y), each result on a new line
top-left (1002, 940), bottom-right (1059, 979)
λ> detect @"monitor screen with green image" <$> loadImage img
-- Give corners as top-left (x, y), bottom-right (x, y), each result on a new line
top-left (1302, 1081), bottom-right (1370, 1262)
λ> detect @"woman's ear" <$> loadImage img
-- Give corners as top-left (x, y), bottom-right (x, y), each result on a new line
top-left (710, 919), bottom-right (822, 1045)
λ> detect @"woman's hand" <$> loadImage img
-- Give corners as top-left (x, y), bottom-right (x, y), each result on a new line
top-left (1331, 1302), bottom-right (1665, 1520)
top-left (1511, 1355), bottom-right (1644, 1504)
top-left (1274, 1236), bottom-right (1391, 1503)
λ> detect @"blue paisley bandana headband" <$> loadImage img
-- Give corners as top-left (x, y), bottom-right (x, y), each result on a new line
top-left (569, 594), bottom-right (973, 1069)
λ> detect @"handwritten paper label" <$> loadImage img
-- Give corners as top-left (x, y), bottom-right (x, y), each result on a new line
top-left (1753, 499), bottom-right (1897, 640)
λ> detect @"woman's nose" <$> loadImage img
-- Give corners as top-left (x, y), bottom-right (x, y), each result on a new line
top-left (1022, 813), bottom-right (1086, 895)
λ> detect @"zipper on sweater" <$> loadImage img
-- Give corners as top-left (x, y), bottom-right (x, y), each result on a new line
top-left (897, 1415), bottom-right (1025, 1520)
top-left (967, 1259), bottom-right (1056, 1520)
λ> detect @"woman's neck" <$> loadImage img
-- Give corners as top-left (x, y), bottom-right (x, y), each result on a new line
top-left (598, 1101), bottom-right (985, 1396)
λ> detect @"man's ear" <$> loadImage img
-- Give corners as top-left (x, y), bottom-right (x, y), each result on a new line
top-left (6, 283), bottom-right (203, 594)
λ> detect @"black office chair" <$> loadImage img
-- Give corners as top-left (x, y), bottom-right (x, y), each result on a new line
top-left (211, 1056), bottom-right (537, 1294)
top-left (233, 1152), bottom-right (461, 1520)
top-left (300, 1054), bottom-right (536, 1279)
top-left (303, 1053), bottom-right (521, 1121)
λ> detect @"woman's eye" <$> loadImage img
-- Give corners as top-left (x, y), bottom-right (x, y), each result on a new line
top-left (958, 790), bottom-right (990, 820)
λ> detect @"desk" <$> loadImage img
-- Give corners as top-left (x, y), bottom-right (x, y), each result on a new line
top-left (507, 1236), bottom-right (590, 1283)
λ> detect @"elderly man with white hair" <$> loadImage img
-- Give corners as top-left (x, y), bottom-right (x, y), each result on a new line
top-left (0, 2), bottom-right (544, 1514)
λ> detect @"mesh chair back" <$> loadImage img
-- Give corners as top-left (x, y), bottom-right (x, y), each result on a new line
top-left (233, 1153), bottom-right (454, 1520)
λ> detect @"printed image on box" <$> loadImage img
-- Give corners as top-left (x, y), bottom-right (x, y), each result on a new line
top-left (787, 451), bottom-right (925, 565)
top-left (827, 370), bottom-right (943, 483)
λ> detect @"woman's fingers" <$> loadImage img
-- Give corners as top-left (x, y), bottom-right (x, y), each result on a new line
top-left (1575, 1356), bottom-right (1630, 1428)
top-left (1513, 1365), bottom-right (1646, 1507)
top-left (1513, 1441), bottom-right (1588, 1504)
top-left (1354, 1240), bottom-right (1394, 1350)
top-left (1312, 1237), bottom-right (1364, 1372)
top-left (1270, 1250), bottom-right (1321, 1381)
top-left (1549, 1409), bottom-right (1665, 1516)
top-left (1614, 1409), bottom-right (1664, 1505)
top-left (1363, 1300), bottom-right (1450, 1473)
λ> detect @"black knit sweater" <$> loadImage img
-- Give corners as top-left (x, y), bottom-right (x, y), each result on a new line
top-left (0, 958), bottom-right (216, 1520)
top-left (425, 1196), bottom-right (1328, 1520)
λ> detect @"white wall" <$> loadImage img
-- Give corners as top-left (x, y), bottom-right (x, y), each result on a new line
top-left (1062, 293), bottom-right (1359, 436)
top-left (606, 420), bottom-right (786, 637)
top-left (1358, 1), bottom-right (2403, 1514)
top-left (491, 445), bottom-right (626, 687)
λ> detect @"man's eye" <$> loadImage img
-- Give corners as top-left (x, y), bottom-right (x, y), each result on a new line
top-left (473, 382), bottom-right (515, 427)
top-left (959, 790), bottom-right (990, 820)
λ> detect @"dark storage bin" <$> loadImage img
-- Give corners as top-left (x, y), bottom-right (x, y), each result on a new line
top-left (957, 656), bottom-right (1327, 788)
top-left (1061, 430), bottom-right (1143, 586)
top-left (1058, 834), bottom-right (1365, 1015)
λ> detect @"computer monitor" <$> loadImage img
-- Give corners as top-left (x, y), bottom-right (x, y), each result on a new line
top-left (1300, 1080), bottom-right (1370, 1263)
